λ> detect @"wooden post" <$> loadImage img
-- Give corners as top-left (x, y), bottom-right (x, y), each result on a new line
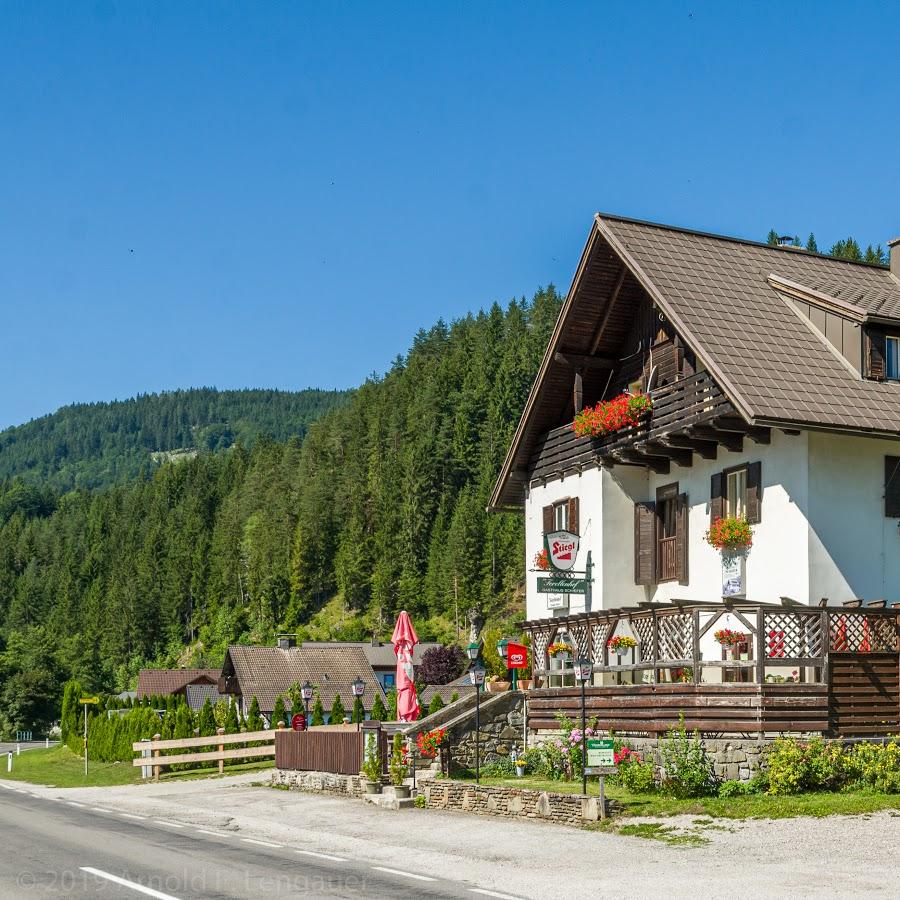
top-left (152, 733), bottom-right (161, 782)
top-left (756, 610), bottom-right (767, 689)
top-left (217, 727), bottom-right (225, 776)
top-left (692, 609), bottom-right (701, 684)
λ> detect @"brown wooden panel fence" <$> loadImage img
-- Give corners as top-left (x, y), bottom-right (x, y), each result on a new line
top-left (527, 683), bottom-right (829, 735)
top-left (275, 729), bottom-right (363, 775)
top-left (828, 654), bottom-right (900, 736)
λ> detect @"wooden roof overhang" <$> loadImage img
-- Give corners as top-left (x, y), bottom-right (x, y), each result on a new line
top-left (489, 216), bottom-right (755, 511)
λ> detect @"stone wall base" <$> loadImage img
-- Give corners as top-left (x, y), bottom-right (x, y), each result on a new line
top-left (422, 780), bottom-right (610, 826)
top-left (271, 768), bottom-right (365, 796)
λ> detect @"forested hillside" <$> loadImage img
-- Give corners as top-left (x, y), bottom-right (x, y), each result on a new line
top-left (0, 289), bottom-right (562, 735)
top-left (0, 388), bottom-right (348, 490)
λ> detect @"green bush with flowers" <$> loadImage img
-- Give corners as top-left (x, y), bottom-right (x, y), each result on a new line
top-left (705, 516), bottom-right (753, 551)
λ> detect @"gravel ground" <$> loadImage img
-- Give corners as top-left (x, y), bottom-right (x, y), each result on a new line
top-left (12, 773), bottom-right (900, 899)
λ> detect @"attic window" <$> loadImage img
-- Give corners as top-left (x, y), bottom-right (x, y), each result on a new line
top-left (886, 337), bottom-right (900, 380)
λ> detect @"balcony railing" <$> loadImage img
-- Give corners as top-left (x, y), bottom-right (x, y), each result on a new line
top-left (529, 370), bottom-right (734, 483)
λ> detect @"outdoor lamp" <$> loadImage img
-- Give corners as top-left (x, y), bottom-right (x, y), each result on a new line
top-left (496, 637), bottom-right (509, 662)
top-left (301, 681), bottom-right (314, 702)
top-left (470, 662), bottom-right (487, 686)
top-left (352, 677), bottom-right (365, 697)
top-left (574, 657), bottom-right (592, 683)
top-left (466, 641), bottom-right (480, 661)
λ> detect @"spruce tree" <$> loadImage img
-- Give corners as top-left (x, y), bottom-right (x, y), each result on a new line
top-left (806, 233), bottom-right (818, 253)
top-left (352, 695), bottom-right (365, 724)
top-left (329, 693), bottom-right (346, 724)
top-left (428, 693), bottom-right (445, 715)
top-left (198, 698), bottom-right (216, 736)
top-left (224, 700), bottom-right (240, 734)
top-left (246, 696), bottom-right (264, 732)
top-left (271, 695), bottom-right (287, 728)
top-left (370, 692), bottom-right (387, 722)
top-left (387, 687), bottom-right (398, 721)
top-left (766, 229), bottom-right (779, 246)
top-left (310, 691), bottom-right (325, 727)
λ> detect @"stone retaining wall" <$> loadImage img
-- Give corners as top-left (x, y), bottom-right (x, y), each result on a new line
top-left (446, 692), bottom-right (525, 774)
top-left (271, 768), bottom-right (365, 797)
top-left (422, 780), bottom-right (609, 826)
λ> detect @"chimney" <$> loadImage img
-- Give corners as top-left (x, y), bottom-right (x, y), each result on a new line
top-left (890, 237), bottom-right (900, 277)
top-left (777, 234), bottom-right (795, 248)
top-left (276, 636), bottom-right (296, 650)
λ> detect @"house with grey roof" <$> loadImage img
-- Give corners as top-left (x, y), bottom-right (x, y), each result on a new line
top-left (300, 638), bottom-right (443, 690)
top-left (491, 214), bottom-right (900, 623)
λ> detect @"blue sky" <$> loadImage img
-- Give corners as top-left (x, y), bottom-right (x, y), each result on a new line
top-left (2, 1), bottom-right (898, 428)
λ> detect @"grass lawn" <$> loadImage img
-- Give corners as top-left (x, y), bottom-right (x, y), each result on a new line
top-left (2, 745), bottom-right (274, 789)
top-left (447, 774), bottom-right (900, 820)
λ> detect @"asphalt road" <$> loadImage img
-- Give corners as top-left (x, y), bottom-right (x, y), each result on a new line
top-left (0, 788), bottom-right (477, 899)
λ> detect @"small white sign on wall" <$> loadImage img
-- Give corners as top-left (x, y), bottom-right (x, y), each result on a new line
top-left (722, 554), bottom-right (746, 598)
top-left (547, 593), bottom-right (568, 611)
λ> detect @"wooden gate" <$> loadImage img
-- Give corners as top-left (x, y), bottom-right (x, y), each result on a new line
top-left (275, 730), bottom-right (363, 775)
top-left (828, 653), bottom-right (900, 736)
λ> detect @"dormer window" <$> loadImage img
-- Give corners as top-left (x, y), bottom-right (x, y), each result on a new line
top-left (886, 336), bottom-right (900, 380)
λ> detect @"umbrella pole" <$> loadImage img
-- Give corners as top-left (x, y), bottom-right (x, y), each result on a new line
top-left (475, 683), bottom-right (480, 785)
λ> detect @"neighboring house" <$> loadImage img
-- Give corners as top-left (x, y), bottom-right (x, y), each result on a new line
top-left (219, 641), bottom-right (384, 722)
top-left (490, 214), bottom-right (900, 620)
top-left (136, 668), bottom-right (222, 702)
top-left (420, 675), bottom-right (474, 710)
top-left (183, 682), bottom-right (228, 712)
top-left (300, 638), bottom-right (443, 690)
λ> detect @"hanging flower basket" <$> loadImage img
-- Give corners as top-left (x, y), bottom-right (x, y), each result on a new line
top-left (714, 628), bottom-right (747, 647)
top-left (607, 635), bottom-right (637, 656)
top-left (705, 516), bottom-right (753, 552)
top-left (533, 548), bottom-right (550, 571)
top-left (573, 393), bottom-right (652, 438)
top-left (548, 641), bottom-right (573, 660)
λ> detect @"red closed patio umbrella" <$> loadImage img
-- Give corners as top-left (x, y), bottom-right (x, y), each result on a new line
top-left (391, 610), bottom-right (420, 722)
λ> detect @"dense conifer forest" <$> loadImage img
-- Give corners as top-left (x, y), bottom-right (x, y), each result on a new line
top-left (0, 288), bottom-right (562, 735)
top-left (0, 388), bottom-right (349, 490)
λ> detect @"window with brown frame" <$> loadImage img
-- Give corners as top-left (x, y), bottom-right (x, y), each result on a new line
top-left (634, 484), bottom-right (688, 586)
top-left (711, 462), bottom-right (761, 524)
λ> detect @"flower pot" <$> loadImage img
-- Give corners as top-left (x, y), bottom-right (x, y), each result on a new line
top-left (392, 784), bottom-right (411, 799)
top-left (554, 652), bottom-right (570, 665)
top-left (365, 781), bottom-right (382, 795)
top-left (515, 765), bottom-right (525, 778)
top-left (517, 679), bottom-right (533, 691)
top-left (487, 680), bottom-right (511, 693)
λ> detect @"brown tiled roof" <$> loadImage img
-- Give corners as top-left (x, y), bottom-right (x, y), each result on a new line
top-left (420, 679), bottom-right (476, 708)
top-left (490, 213), bottom-right (900, 508)
top-left (300, 640), bottom-right (443, 669)
top-left (221, 645), bottom-right (383, 713)
top-left (136, 669), bottom-right (220, 698)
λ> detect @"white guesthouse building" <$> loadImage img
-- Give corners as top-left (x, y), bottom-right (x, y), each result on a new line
top-left (490, 215), bottom-right (900, 624)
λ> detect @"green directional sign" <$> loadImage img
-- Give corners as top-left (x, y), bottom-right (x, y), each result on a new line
top-left (586, 738), bottom-right (614, 768)
top-left (537, 576), bottom-right (588, 594)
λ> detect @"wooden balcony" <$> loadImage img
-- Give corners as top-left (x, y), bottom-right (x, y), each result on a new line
top-left (529, 370), bottom-right (767, 481)
top-left (524, 601), bottom-right (900, 737)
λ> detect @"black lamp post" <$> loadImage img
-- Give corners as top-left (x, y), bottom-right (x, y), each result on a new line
top-left (574, 657), bottom-right (592, 796)
top-left (352, 677), bottom-right (365, 731)
top-left (467, 642), bottom-right (485, 784)
top-left (496, 637), bottom-right (512, 690)
top-left (301, 680), bottom-right (313, 724)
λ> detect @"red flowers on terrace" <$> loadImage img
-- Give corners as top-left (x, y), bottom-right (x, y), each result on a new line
top-left (573, 393), bottom-right (652, 438)
top-left (704, 516), bottom-right (753, 551)
top-left (416, 727), bottom-right (446, 759)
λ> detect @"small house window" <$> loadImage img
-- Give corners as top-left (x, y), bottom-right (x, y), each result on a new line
top-left (553, 501), bottom-right (569, 531)
top-left (886, 337), bottom-right (900, 380)
top-left (726, 467), bottom-right (748, 519)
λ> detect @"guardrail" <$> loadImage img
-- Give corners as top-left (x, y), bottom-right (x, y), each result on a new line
top-left (132, 728), bottom-right (275, 781)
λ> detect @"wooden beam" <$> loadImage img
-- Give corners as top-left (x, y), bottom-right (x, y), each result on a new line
top-left (658, 434), bottom-right (718, 460)
top-left (612, 448), bottom-right (671, 474)
top-left (688, 425), bottom-right (744, 453)
top-left (554, 351), bottom-right (617, 370)
top-left (712, 416), bottom-right (772, 444)
top-left (639, 441), bottom-right (693, 468)
top-left (589, 267), bottom-right (627, 355)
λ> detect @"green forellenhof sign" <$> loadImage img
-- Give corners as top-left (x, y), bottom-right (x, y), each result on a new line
top-left (537, 576), bottom-right (588, 594)
top-left (586, 738), bottom-right (615, 767)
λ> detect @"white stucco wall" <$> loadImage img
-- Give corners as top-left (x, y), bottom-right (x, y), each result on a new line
top-left (807, 432), bottom-right (900, 604)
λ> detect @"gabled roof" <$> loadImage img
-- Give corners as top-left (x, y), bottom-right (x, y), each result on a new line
top-left (300, 640), bottom-right (443, 669)
top-left (136, 668), bottom-right (220, 698)
top-left (184, 683), bottom-right (228, 711)
top-left (221, 645), bottom-right (383, 713)
top-left (490, 213), bottom-right (900, 509)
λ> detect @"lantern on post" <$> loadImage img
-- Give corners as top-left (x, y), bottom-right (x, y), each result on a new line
top-left (573, 657), bottom-right (592, 796)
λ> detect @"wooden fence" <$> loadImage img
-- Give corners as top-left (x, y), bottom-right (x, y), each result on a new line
top-left (132, 728), bottom-right (275, 780)
top-left (274, 729), bottom-right (364, 775)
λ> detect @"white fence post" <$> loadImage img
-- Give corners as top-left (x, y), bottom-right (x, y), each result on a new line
top-left (140, 739), bottom-right (152, 780)
top-left (6, 752), bottom-right (11, 773)
top-left (15, 744), bottom-right (20, 756)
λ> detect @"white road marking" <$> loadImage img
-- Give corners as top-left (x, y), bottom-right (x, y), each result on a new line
top-left (196, 829), bottom-right (228, 837)
top-left (154, 820), bottom-right (184, 828)
top-left (0, 783), bottom-right (14, 789)
top-left (66, 801), bottom-right (86, 807)
top-left (92, 807), bottom-right (111, 813)
top-left (470, 889), bottom-right (525, 900)
top-left (241, 838), bottom-right (283, 848)
top-left (295, 849), bottom-right (347, 862)
top-left (371, 866), bottom-right (436, 882)
top-left (80, 867), bottom-right (182, 899)
top-left (120, 812), bottom-right (147, 820)
top-left (14, 789), bottom-right (28, 794)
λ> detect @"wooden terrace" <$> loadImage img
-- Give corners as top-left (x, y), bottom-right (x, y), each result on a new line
top-left (524, 601), bottom-right (900, 737)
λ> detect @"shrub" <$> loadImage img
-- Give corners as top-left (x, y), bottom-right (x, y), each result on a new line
top-left (352, 695), bottom-right (365, 724)
top-left (850, 740), bottom-right (900, 793)
top-left (615, 748), bottom-right (656, 793)
top-left (427, 693), bottom-right (445, 715)
top-left (370, 692), bottom-right (387, 722)
top-left (766, 737), bottom-right (846, 795)
top-left (389, 734), bottom-right (408, 786)
top-left (481, 756), bottom-right (517, 777)
top-left (271, 695), bottom-right (287, 729)
top-left (418, 645), bottom-right (466, 685)
top-left (310, 692), bottom-right (325, 727)
top-left (245, 696), bottom-right (264, 733)
top-left (329, 693), bottom-right (346, 724)
top-left (718, 779), bottom-right (751, 798)
top-left (659, 718), bottom-right (717, 798)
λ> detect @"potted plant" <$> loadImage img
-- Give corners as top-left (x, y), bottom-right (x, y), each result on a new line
top-left (607, 635), bottom-right (637, 658)
top-left (415, 727), bottom-right (446, 760)
top-left (548, 641), bottom-right (573, 664)
top-left (533, 548), bottom-right (550, 571)
top-left (389, 734), bottom-right (410, 798)
top-left (511, 750), bottom-right (525, 778)
top-left (361, 736), bottom-right (383, 794)
top-left (573, 393), bottom-right (653, 438)
top-left (486, 674), bottom-right (511, 693)
top-left (714, 628), bottom-right (747, 660)
top-left (705, 516), bottom-right (753, 552)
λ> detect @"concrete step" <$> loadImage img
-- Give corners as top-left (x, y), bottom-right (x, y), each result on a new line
top-left (362, 784), bottom-right (418, 810)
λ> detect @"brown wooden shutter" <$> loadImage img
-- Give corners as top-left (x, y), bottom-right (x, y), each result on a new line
top-left (675, 493), bottom-right (689, 586)
top-left (710, 472), bottom-right (725, 524)
top-left (634, 501), bottom-right (657, 585)
top-left (746, 462), bottom-right (762, 524)
top-left (542, 505), bottom-right (553, 533)
top-left (864, 328), bottom-right (886, 380)
top-left (567, 497), bottom-right (580, 535)
top-left (886, 457), bottom-right (900, 517)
